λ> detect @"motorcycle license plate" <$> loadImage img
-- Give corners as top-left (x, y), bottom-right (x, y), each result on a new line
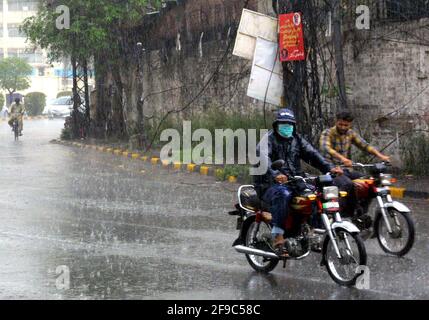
top-left (236, 217), bottom-right (243, 230)
top-left (323, 202), bottom-right (339, 209)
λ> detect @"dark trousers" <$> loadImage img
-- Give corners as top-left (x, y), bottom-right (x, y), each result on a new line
top-left (333, 170), bottom-right (364, 216)
top-left (262, 184), bottom-right (294, 231)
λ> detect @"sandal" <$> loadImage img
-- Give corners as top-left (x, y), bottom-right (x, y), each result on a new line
top-left (273, 236), bottom-right (289, 258)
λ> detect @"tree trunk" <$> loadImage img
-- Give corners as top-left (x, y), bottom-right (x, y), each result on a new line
top-left (332, 0), bottom-right (348, 111)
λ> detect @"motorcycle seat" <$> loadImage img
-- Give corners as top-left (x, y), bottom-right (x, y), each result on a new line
top-left (242, 194), bottom-right (270, 212)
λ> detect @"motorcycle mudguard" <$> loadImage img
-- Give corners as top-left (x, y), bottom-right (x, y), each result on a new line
top-left (331, 221), bottom-right (360, 234)
top-left (232, 214), bottom-right (256, 247)
top-left (384, 201), bottom-right (411, 213)
top-left (320, 222), bottom-right (361, 266)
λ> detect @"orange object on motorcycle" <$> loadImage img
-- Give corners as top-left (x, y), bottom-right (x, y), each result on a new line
top-left (353, 179), bottom-right (375, 199)
top-left (290, 196), bottom-right (313, 215)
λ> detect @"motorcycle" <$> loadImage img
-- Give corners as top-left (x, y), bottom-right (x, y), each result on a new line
top-left (344, 162), bottom-right (415, 257)
top-left (229, 160), bottom-right (367, 287)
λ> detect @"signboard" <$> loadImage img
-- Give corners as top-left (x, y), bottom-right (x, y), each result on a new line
top-left (233, 9), bottom-right (278, 61)
top-left (279, 12), bottom-right (305, 62)
top-left (247, 38), bottom-right (284, 106)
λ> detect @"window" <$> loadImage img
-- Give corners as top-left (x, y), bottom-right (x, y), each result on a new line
top-left (7, 0), bottom-right (38, 12)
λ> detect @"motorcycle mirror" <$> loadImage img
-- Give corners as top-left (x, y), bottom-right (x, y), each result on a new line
top-left (271, 160), bottom-right (285, 171)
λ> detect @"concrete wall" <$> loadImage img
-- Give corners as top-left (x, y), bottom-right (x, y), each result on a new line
top-left (138, 1), bottom-right (428, 161)
top-left (343, 19), bottom-right (429, 158)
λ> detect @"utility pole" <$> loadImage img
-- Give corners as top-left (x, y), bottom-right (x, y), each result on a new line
top-left (332, 0), bottom-right (348, 110)
top-left (277, 0), bottom-right (306, 130)
top-left (275, 0), bottom-right (327, 143)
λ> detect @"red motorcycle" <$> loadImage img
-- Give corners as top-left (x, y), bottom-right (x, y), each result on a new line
top-left (229, 160), bottom-right (367, 287)
top-left (344, 163), bottom-right (415, 257)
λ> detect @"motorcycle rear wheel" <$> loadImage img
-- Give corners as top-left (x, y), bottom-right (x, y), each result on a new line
top-left (375, 209), bottom-right (415, 257)
top-left (323, 229), bottom-right (367, 287)
top-left (13, 122), bottom-right (19, 141)
top-left (245, 221), bottom-right (279, 273)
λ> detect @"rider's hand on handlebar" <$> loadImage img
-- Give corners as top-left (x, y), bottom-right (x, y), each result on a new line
top-left (341, 157), bottom-right (353, 168)
top-left (331, 167), bottom-right (343, 176)
top-left (275, 174), bottom-right (288, 184)
top-left (379, 155), bottom-right (391, 163)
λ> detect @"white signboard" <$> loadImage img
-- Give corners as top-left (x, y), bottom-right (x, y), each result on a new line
top-left (247, 37), bottom-right (284, 106)
top-left (233, 9), bottom-right (278, 61)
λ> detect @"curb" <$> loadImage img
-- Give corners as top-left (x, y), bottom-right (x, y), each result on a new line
top-left (52, 139), bottom-right (239, 184)
top-left (51, 139), bottom-right (429, 200)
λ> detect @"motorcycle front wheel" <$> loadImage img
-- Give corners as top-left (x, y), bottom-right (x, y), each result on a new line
top-left (374, 208), bottom-right (415, 257)
top-left (323, 229), bottom-right (367, 287)
top-left (245, 221), bottom-right (279, 273)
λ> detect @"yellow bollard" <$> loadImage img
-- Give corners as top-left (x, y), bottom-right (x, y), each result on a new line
top-left (187, 164), bottom-right (196, 172)
top-left (200, 166), bottom-right (210, 175)
top-left (228, 176), bottom-right (238, 183)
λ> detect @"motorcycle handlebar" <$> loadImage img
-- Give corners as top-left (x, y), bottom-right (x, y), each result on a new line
top-left (340, 162), bottom-right (391, 169)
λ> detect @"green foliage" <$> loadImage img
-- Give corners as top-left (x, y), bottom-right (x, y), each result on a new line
top-left (401, 133), bottom-right (429, 176)
top-left (25, 92), bottom-right (46, 116)
top-left (57, 91), bottom-right (72, 98)
top-left (0, 93), bottom-right (4, 108)
top-left (21, 0), bottom-right (162, 63)
top-left (221, 165), bottom-right (253, 183)
top-left (0, 57), bottom-right (32, 94)
top-left (61, 127), bottom-right (73, 140)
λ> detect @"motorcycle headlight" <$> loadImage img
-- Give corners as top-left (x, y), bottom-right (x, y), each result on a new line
top-left (380, 174), bottom-right (392, 186)
top-left (323, 186), bottom-right (339, 200)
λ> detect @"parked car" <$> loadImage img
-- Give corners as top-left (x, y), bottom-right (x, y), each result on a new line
top-left (43, 96), bottom-right (73, 118)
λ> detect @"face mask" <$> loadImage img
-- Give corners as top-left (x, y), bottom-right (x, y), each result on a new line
top-left (278, 124), bottom-right (294, 138)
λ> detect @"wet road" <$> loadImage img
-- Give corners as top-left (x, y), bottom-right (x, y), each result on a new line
top-left (0, 119), bottom-right (428, 300)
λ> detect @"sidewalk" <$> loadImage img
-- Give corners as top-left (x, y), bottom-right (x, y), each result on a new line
top-left (395, 176), bottom-right (429, 199)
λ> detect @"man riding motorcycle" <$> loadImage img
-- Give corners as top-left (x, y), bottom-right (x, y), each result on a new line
top-left (319, 111), bottom-right (390, 217)
top-left (254, 108), bottom-right (343, 256)
top-left (8, 98), bottom-right (25, 136)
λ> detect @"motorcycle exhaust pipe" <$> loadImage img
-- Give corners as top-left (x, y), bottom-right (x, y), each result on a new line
top-left (234, 245), bottom-right (279, 259)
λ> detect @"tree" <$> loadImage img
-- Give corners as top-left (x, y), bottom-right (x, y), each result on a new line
top-left (25, 92), bottom-right (46, 116)
top-left (22, 0), bottom-right (161, 145)
top-left (0, 57), bottom-right (32, 104)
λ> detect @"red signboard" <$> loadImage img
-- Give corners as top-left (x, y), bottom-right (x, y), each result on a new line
top-left (279, 12), bottom-right (305, 62)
